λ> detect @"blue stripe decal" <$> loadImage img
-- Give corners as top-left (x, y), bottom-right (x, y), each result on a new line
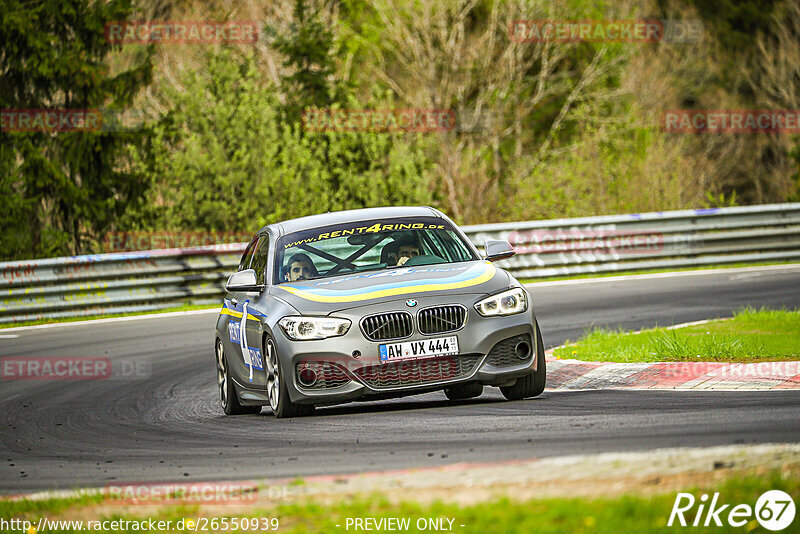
top-left (281, 265), bottom-right (480, 297)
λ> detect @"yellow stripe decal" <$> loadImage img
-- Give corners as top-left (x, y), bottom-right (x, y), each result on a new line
top-left (220, 308), bottom-right (260, 321)
top-left (278, 262), bottom-right (496, 303)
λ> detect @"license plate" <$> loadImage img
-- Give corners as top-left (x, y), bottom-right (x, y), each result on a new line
top-left (379, 336), bottom-right (459, 363)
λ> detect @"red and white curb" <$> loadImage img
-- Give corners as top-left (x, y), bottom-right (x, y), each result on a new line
top-left (542, 316), bottom-right (800, 391)
top-left (544, 356), bottom-right (800, 390)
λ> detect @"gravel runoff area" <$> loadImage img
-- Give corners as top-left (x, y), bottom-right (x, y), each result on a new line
top-left (247, 443), bottom-right (800, 507)
top-left (10, 444), bottom-right (799, 513)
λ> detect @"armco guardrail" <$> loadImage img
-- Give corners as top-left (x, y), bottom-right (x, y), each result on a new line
top-left (2, 203), bottom-right (799, 324)
top-left (465, 203), bottom-right (800, 279)
top-left (0, 246), bottom-right (246, 324)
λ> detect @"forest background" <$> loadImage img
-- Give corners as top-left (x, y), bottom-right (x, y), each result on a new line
top-left (2, 0), bottom-right (799, 260)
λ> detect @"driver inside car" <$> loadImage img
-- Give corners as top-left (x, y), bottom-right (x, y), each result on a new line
top-left (284, 253), bottom-right (318, 281)
top-left (395, 239), bottom-right (421, 266)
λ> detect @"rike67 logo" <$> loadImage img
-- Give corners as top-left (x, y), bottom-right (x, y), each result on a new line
top-left (669, 490), bottom-right (796, 530)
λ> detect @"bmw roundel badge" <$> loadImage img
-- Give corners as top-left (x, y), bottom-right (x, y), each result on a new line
top-left (406, 299), bottom-right (418, 307)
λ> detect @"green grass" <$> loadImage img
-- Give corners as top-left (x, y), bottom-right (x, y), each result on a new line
top-left (0, 491), bottom-right (103, 519)
top-left (0, 470), bottom-right (796, 533)
top-left (274, 471), bottom-right (798, 533)
top-left (554, 307), bottom-right (800, 363)
top-left (522, 260), bottom-right (799, 284)
top-left (0, 303), bottom-right (218, 329)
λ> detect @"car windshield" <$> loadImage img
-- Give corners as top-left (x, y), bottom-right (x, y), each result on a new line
top-left (275, 217), bottom-right (477, 283)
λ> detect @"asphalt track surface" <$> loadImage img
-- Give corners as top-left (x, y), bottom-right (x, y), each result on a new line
top-left (1, 265), bottom-right (800, 494)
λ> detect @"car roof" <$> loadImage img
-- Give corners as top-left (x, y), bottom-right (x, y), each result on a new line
top-left (261, 206), bottom-right (444, 236)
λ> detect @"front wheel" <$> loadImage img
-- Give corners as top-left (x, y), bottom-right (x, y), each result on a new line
top-left (500, 323), bottom-right (546, 401)
top-left (265, 336), bottom-right (315, 418)
top-left (216, 339), bottom-right (261, 415)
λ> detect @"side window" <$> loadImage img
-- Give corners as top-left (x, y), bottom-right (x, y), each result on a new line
top-left (427, 229), bottom-right (471, 262)
top-left (250, 235), bottom-right (270, 285)
top-left (238, 236), bottom-right (260, 271)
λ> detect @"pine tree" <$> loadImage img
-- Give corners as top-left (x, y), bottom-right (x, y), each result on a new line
top-left (0, 0), bottom-right (154, 259)
top-left (273, 0), bottom-right (341, 123)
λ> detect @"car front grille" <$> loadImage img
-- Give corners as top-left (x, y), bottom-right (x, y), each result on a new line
top-left (417, 305), bottom-right (467, 335)
top-left (360, 312), bottom-right (413, 341)
top-left (354, 354), bottom-right (481, 389)
top-left (486, 334), bottom-right (533, 367)
top-left (295, 361), bottom-right (350, 390)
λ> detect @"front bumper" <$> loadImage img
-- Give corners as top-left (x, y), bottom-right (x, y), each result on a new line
top-left (271, 295), bottom-right (539, 405)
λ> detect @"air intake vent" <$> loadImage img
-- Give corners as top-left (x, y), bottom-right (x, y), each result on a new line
top-left (417, 305), bottom-right (467, 335)
top-left (486, 334), bottom-right (533, 367)
top-left (354, 355), bottom-right (482, 389)
top-left (295, 361), bottom-right (350, 390)
top-left (360, 312), bottom-right (413, 341)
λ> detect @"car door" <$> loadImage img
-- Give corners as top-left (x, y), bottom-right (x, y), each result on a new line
top-left (223, 235), bottom-right (266, 387)
top-left (238, 234), bottom-right (270, 388)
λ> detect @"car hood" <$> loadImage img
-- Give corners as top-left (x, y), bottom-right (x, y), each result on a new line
top-left (269, 260), bottom-right (510, 313)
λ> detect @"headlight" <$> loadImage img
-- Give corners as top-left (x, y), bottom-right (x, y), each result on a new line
top-left (474, 288), bottom-right (528, 317)
top-left (278, 316), bottom-right (351, 340)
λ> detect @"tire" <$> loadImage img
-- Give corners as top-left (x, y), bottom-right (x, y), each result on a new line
top-left (444, 381), bottom-right (484, 400)
top-left (216, 339), bottom-right (261, 415)
top-left (500, 322), bottom-right (546, 401)
top-left (265, 336), bottom-right (315, 418)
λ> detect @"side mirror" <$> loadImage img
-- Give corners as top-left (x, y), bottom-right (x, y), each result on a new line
top-left (225, 269), bottom-right (262, 292)
top-left (484, 240), bottom-right (516, 262)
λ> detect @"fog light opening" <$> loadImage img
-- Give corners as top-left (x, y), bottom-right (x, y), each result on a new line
top-left (515, 341), bottom-right (531, 360)
top-left (298, 366), bottom-right (318, 387)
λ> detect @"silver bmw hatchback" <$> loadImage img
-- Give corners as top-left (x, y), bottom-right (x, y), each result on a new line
top-left (214, 206), bottom-right (545, 417)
